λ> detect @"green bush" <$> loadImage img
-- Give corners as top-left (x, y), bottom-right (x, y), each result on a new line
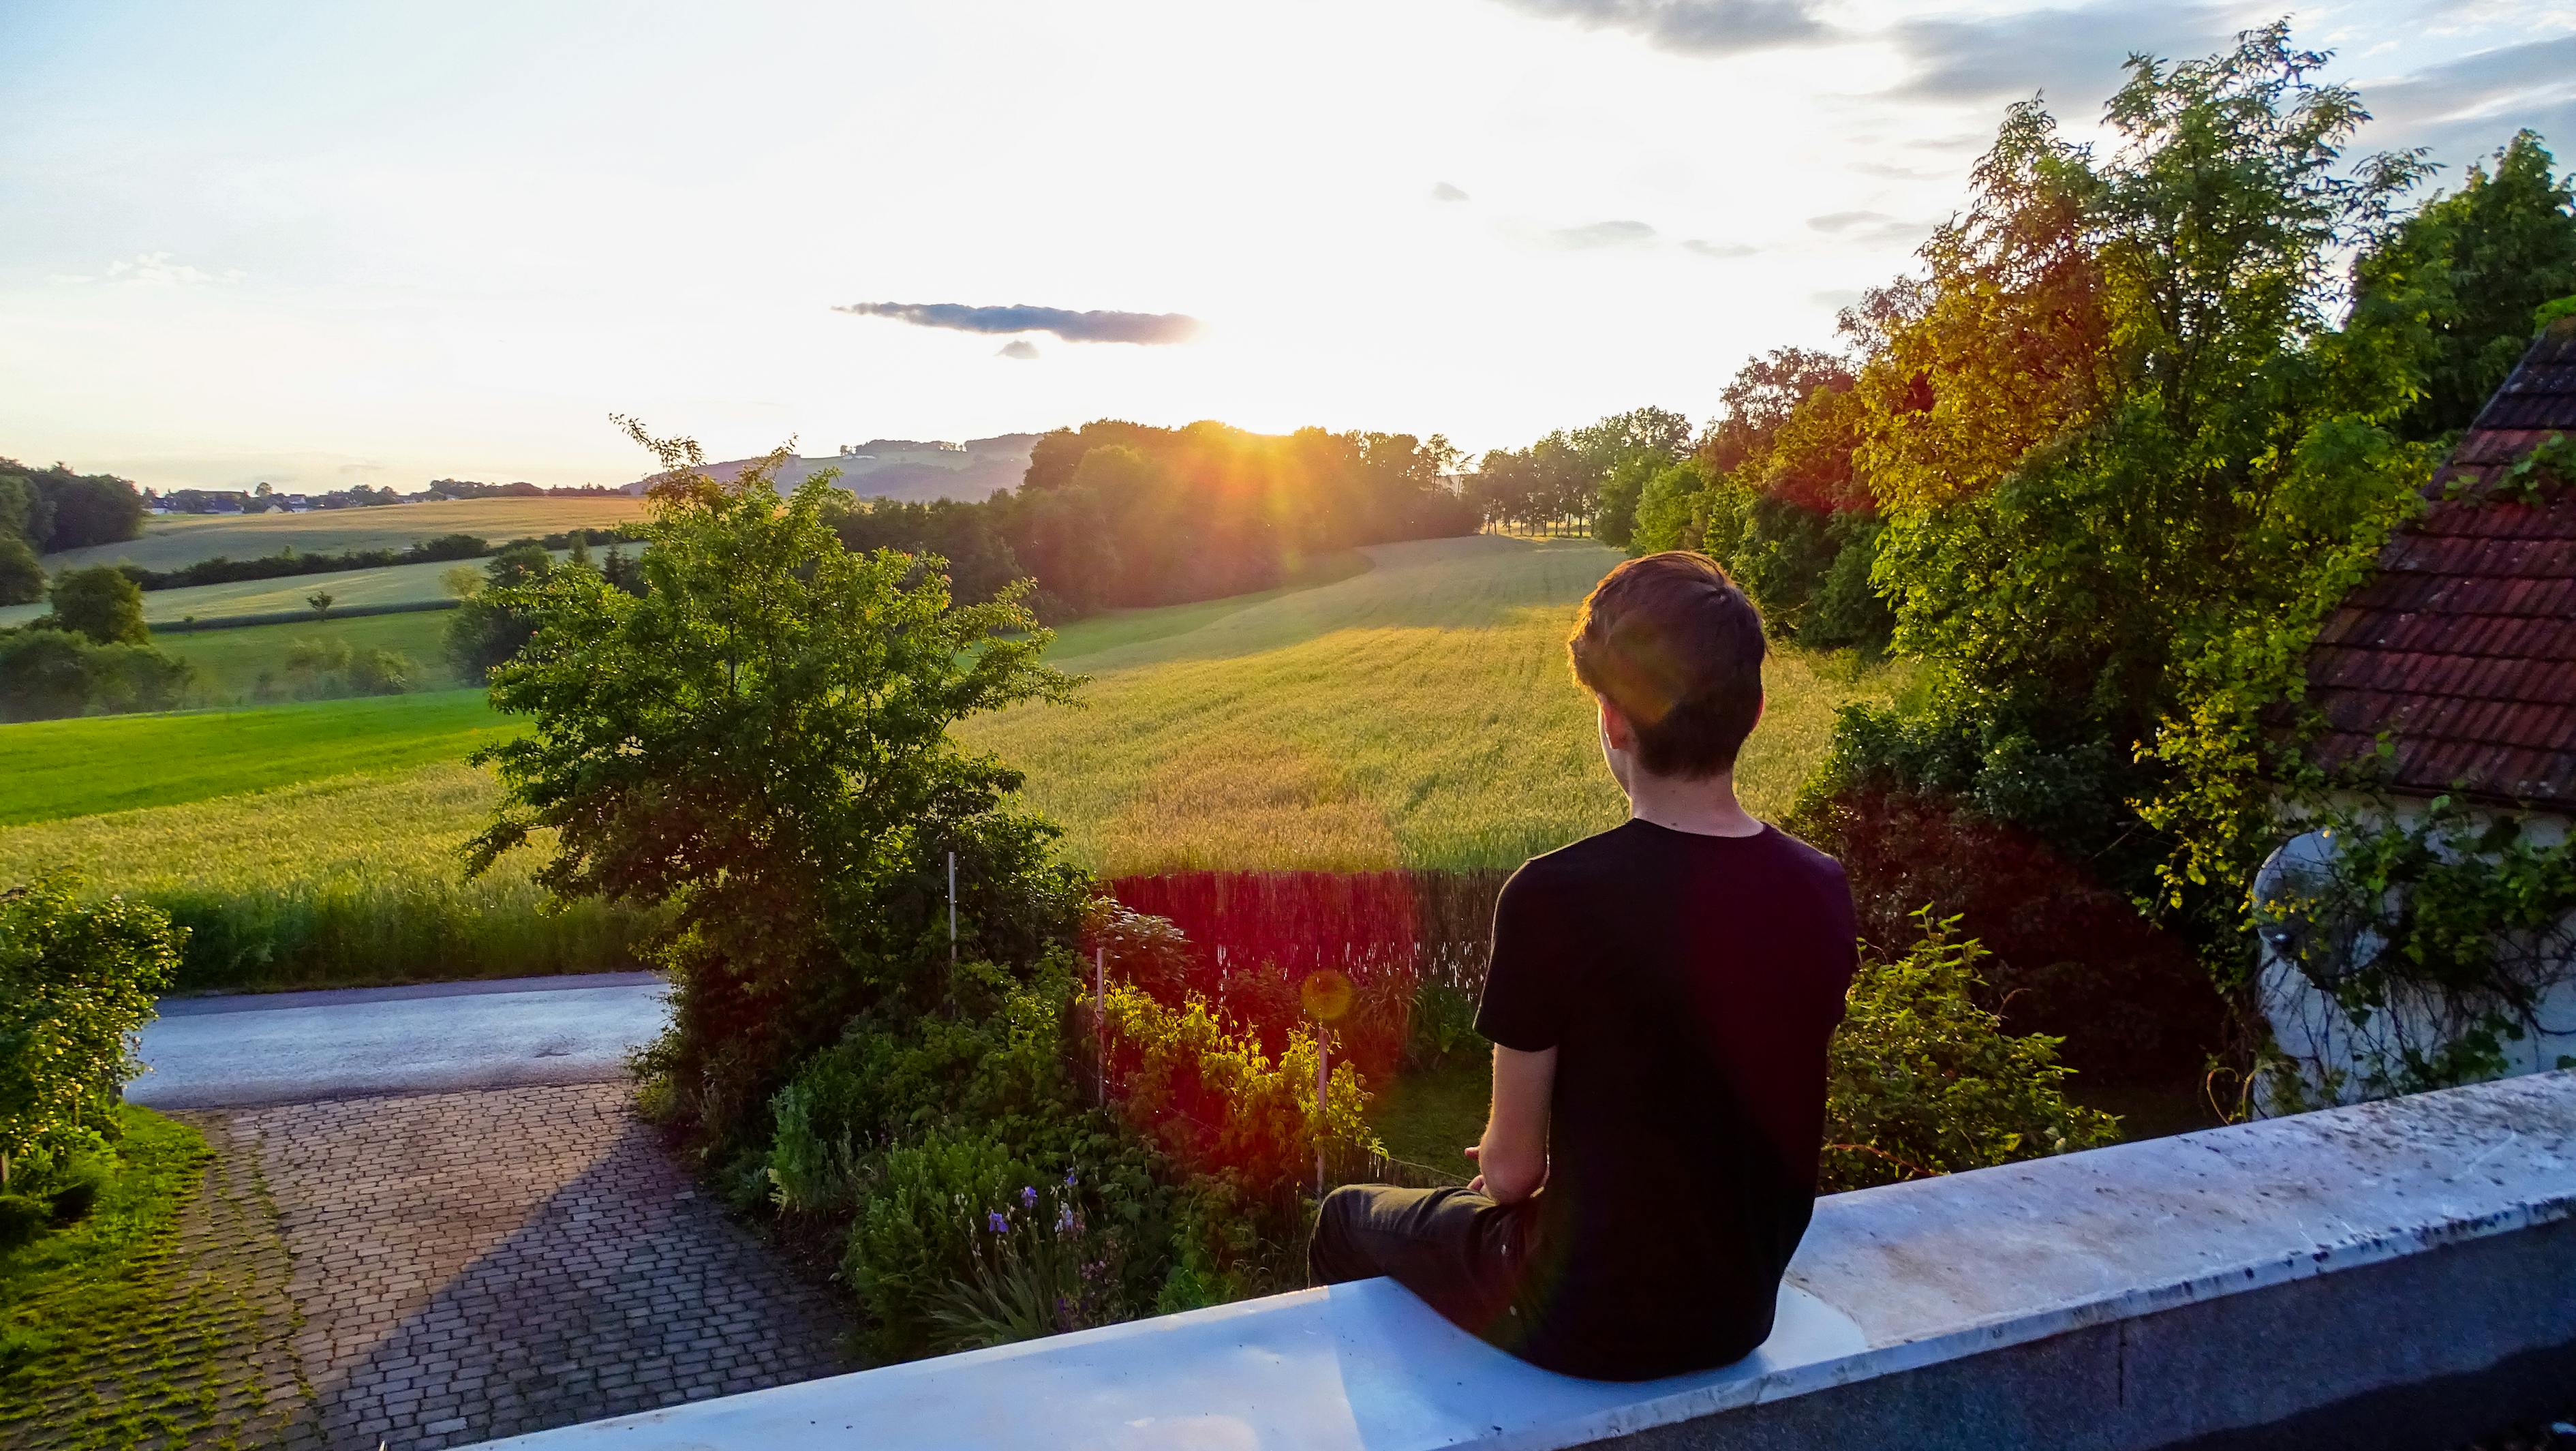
top-left (1822, 910), bottom-right (2119, 1192)
top-left (44, 567), bottom-right (147, 645)
top-left (0, 537), bottom-right (40, 607)
top-left (0, 876), bottom-right (182, 1198)
top-left (268, 637), bottom-right (419, 700)
top-left (0, 630), bottom-right (192, 722)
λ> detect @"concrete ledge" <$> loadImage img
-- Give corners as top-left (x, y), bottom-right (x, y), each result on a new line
top-left (472, 1071), bottom-right (2576, 1451)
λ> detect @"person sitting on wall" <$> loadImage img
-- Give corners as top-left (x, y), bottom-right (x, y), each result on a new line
top-left (1308, 550), bottom-right (1859, 1381)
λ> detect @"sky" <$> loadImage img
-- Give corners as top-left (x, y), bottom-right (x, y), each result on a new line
top-left (2, 1), bottom-right (2571, 491)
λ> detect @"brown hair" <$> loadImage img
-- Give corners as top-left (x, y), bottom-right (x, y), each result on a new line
top-left (1567, 551), bottom-right (1765, 778)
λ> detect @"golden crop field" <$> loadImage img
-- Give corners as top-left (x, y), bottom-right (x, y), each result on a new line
top-left (963, 534), bottom-right (1908, 874)
top-left (39, 496), bottom-right (648, 572)
top-left (0, 550), bottom-right (573, 627)
top-left (0, 764), bottom-right (642, 990)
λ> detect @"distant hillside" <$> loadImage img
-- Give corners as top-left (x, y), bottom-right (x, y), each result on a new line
top-left (622, 433), bottom-right (1040, 502)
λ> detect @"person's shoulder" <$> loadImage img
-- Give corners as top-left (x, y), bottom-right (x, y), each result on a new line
top-left (1754, 823), bottom-right (1848, 885)
top-left (1509, 823), bottom-right (1640, 884)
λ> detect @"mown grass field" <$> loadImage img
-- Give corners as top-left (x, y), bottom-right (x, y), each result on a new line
top-left (157, 609), bottom-right (459, 700)
top-left (0, 550), bottom-right (572, 628)
top-left (963, 535), bottom-right (1908, 872)
top-left (0, 690), bottom-right (518, 825)
top-left (40, 496), bottom-right (648, 571)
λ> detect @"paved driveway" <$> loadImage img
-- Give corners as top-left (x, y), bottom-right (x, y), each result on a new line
top-left (129, 973), bottom-right (672, 1108)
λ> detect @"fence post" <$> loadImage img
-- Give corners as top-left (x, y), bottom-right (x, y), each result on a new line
top-left (1316, 1033), bottom-right (1329, 1200)
top-left (1096, 947), bottom-right (1107, 1109)
top-left (947, 851), bottom-right (957, 968)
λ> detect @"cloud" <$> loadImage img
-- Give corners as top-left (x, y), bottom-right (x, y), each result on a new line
top-left (1884, 3), bottom-right (2234, 106)
top-left (996, 339), bottom-right (1041, 361)
top-left (2357, 35), bottom-right (2576, 164)
top-left (1546, 218), bottom-right (1659, 248)
top-left (1682, 239), bottom-right (1758, 258)
top-left (54, 251), bottom-right (241, 287)
top-left (834, 301), bottom-right (1203, 345)
top-left (1807, 210), bottom-right (1936, 246)
top-left (1430, 181), bottom-right (1471, 202)
top-left (1490, 0), bottom-right (1828, 56)
top-left (1811, 288), bottom-right (1865, 310)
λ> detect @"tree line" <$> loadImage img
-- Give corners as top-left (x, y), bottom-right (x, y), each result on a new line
top-left (0, 461), bottom-right (146, 606)
top-left (824, 420), bottom-right (1477, 620)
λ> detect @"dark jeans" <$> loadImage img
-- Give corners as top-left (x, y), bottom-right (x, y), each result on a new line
top-left (1307, 1184), bottom-right (1535, 1347)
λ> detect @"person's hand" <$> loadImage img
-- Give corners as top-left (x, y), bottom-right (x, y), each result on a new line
top-left (1465, 1144), bottom-right (1485, 1196)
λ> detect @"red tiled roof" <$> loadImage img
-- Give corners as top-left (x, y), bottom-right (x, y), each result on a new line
top-left (2304, 317), bottom-right (2576, 812)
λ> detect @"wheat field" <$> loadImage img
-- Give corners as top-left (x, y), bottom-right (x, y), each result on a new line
top-left (963, 535), bottom-right (1907, 874)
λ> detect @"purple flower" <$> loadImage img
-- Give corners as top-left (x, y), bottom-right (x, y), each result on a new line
top-left (1020, 1185), bottom-right (1039, 1209)
top-left (1064, 1170), bottom-right (1079, 1187)
top-left (987, 1211), bottom-right (1009, 1234)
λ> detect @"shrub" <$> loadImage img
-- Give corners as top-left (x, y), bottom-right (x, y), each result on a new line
top-left (1790, 769), bottom-right (2226, 1082)
top-left (1823, 910), bottom-right (2120, 1192)
top-left (275, 638), bottom-right (418, 699)
top-left (1101, 983), bottom-right (1377, 1299)
top-left (0, 630), bottom-right (191, 722)
top-left (0, 537), bottom-right (40, 607)
top-left (468, 425), bottom-right (1078, 1159)
top-left (0, 876), bottom-right (183, 1196)
top-left (45, 567), bottom-right (148, 645)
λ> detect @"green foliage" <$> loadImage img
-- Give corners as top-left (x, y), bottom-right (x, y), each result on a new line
top-left (1806, 28), bottom-right (2443, 999)
top-left (0, 629), bottom-right (194, 722)
top-left (1628, 458), bottom-right (1712, 555)
top-left (2348, 131), bottom-right (2576, 441)
top-left (46, 566), bottom-right (149, 645)
top-left (0, 874), bottom-right (182, 1195)
top-left (0, 459), bottom-right (144, 555)
top-left (0, 536), bottom-right (40, 607)
top-left (2474, 429), bottom-right (2575, 504)
top-left (2256, 798), bottom-right (2576, 1102)
top-left (1822, 910), bottom-right (2119, 1191)
top-left (1471, 406), bottom-right (1694, 535)
top-left (1101, 983), bottom-right (1377, 1298)
top-left (273, 636), bottom-right (418, 699)
top-left (472, 421), bottom-right (1082, 1157)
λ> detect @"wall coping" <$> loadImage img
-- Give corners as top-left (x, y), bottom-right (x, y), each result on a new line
top-left (472, 1070), bottom-right (2576, 1450)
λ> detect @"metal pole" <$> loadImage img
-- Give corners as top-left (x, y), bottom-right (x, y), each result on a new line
top-left (1095, 947), bottom-right (1107, 1108)
top-left (947, 851), bottom-right (957, 968)
top-left (1315, 1033), bottom-right (1328, 1199)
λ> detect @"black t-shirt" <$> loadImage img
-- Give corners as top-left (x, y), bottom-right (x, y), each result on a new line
top-left (1473, 818), bottom-right (1857, 1380)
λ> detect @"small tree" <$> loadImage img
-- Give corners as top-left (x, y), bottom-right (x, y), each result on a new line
top-left (467, 421), bottom-right (1080, 1153)
top-left (0, 876), bottom-right (183, 1191)
top-left (46, 566), bottom-right (149, 644)
top-left (307, 590), bottom-right (335, 618)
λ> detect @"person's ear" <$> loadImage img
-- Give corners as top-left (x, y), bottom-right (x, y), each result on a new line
top-left (1597, 694), bottom-right (1637, 752)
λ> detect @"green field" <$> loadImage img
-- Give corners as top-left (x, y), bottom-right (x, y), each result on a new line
top-left (963, 535), bottom-right (1906, 872)
top-left (0, 534), bottom-right (1901, 990)
top-left (158, 609), bottom-right (459, 700)
top-left (0, 690), bottom-right (519, 825)
top-left (40, 496), bottom-right (648, 572)
top-left (0, 550), bottom-right (572, 627)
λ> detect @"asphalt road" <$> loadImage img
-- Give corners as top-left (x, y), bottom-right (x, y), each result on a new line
top-left (127, 973), bottom-right (672, 1108)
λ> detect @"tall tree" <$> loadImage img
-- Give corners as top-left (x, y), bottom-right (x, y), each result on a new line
top-left (2350, 129), bottom-right (2576, 440)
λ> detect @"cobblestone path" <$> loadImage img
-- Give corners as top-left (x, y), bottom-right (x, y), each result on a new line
top-left (232, 1083), bottom-right (851, 1450)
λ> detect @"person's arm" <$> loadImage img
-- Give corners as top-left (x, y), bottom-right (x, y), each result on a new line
top-left (1467, 1043), bottom-right (1555, 1204)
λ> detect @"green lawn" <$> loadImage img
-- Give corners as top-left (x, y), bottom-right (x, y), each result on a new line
top-left (39, 496), bottom-right (648, 572)
top-left (158, 609), bottom-right (459, 701)
top-left (0, 690), bottom-right (518, 825)
top-left (964, 535), bottom-right (1908, 872)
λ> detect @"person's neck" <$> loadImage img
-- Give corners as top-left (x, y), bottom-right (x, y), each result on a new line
top-left (1624, 768), bottom-right (1763, 838)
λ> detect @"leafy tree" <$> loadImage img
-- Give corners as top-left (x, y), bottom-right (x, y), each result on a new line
top-left (0, 874), bottom-right (182, 1194)
top-left (0, 535), bottom-right (41, 606)
top-left (45, 566), bottom-right (149, 645)
top-left (443, 541), bottom-right (560, 680)
top-left (2349, 129), bottom-right (2576, 440)
top-left (467, 423), bottom-right (1081, 1155)
top-left (306, 590), bottom-right (335, 617)
top-left (0, 461), bottom-right (144, 552)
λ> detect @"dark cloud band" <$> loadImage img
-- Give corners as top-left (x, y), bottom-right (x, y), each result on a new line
top-left (1492, 0), bottom-right (1826, 56)
top-left (835, 301), bottom-right (1202, 345)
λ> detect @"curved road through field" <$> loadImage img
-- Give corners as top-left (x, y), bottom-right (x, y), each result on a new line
top-left (127, 972), bottom-right (671, 1108)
